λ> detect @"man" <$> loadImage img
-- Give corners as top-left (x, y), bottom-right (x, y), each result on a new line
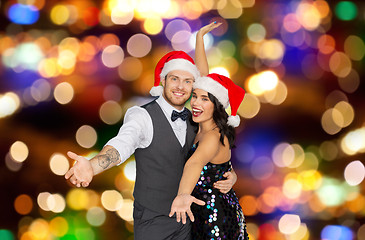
top-left (65, 51), bottom-right (236, 239)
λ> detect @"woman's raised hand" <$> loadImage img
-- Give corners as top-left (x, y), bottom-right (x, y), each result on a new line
top-left (197, 21), bottom-right (222, 37)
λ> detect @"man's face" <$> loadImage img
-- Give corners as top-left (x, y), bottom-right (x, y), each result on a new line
top-left (161, 70), bottom-right (194, 110)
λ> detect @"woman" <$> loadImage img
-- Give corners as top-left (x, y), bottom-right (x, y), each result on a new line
top-left (169, 23), bottom-right (249, 239)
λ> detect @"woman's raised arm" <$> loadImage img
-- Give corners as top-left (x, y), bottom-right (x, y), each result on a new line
top-left (195, 22), bottom-right (222, 76)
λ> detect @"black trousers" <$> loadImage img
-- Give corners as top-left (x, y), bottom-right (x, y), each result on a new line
top-left (133, 201), bottom-right (191, 240)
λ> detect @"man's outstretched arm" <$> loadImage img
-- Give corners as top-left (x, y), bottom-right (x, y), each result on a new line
top-left (65, 145), bottom-right (121, 187)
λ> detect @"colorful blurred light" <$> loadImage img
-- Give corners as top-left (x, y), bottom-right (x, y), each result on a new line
top-left (8, 3), bottom-right (40, 25)
top-left (0, 229), bottom-right (14, 240)
top-left (278, 214), bottom-right (301, 235)
top-left (344, 161), bottom-right (365, 186)
top-left (101, 45), bottom-right (124, 68)
top-left (321, 225), bottom-right (353, 240)
top-left (86, 207), bottom-right (106, 226)
top-left (49, 153), bottom-right (70, 176)
top-left (127, 34), bottom-right (152, 58)
top-left (101, 190), bottom-right (123, 211)
top-left (335, 1), bottom-right (358, 21)
top-left (10, 141), bottom-right (29, 163)
top-left (76, 125), bottom-right (97, 149)
top-left (123, 159), bottom-right (136, 182)
top-left (99, 100), bottom-right (123, 125)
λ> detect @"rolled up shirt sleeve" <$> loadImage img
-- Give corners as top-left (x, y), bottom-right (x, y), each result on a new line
top-left (104, 106), bottom-right (153, 165)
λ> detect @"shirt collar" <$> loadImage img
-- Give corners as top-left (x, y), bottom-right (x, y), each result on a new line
top-left (156, 95), bottom-right (186, 116)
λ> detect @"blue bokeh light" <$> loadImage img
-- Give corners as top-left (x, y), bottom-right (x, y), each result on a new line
top-left (321, 225), bottom-right (353, 240)
top-left (8, 4), bottom-right (39, 25)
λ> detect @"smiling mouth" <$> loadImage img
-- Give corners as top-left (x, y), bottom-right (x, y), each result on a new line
top-left (173, 91), bottom-right (185, 97)
top-left (192, 108), bottom-right (203, 117)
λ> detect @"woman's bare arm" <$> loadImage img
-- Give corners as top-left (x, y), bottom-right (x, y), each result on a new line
top-left (195, 22), bottom-right (222, 76)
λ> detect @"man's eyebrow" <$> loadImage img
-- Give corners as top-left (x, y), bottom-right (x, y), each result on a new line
top-left (168, 74), bottom-right (179, 78)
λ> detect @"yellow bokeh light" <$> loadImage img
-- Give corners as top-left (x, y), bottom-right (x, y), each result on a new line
top-left (296, 2), bottom-right (321, 31)
top-left (182, 0), bottom-right (203, 20)
top-left (263, 80), bottom-right (287, 105)
top-left (143, 17), bottom-right (163, 35)
top-left (66, 188), bottom-right (90, 210)
top-left (258, 39), bottom-right (285, 61)
top-left (247, 71), bottom-right (279, 96)
top-left (333, 101), bottom-right (354, 128)
top-left (0, 92), bottom-right (21, 118)
top-left (321, 108), bottom-right (342, 135)
top-left (123, 159), bottom-right (136, 181)
top-left (237, 93), bottom-right (260, 119)
top-left (50, 5), bottom-right (70, 25)
top-left (329, 52), bottom-right (352, 78)
top-left (10, 141), bottom-right (29, 162)
top-left (38, 58), bottom-right (62, 78)
top-left (297, 170), bottom-right (322, 191)
top-left (218, 0), bottom-right (243, 19)
top-left (37, 192), bottom-right (52, 211)
top-left (278, 214), bottom-right (301, 234)
top-left (54, 82), bottom-right (74, 105)
top-left (283, 178), bottom-right (302, 199)
top-left (116, 198), bottom-right (134, 222)
top-left (76, 125), bottom-right (97, 149)
top-left (49, 217), bottom-right (68, 237)
top-left (58, 50), bottom-right (76, 69)
top-left (99, 100), bottom-right (123, 125)
top-left (101, 190), bottom-right (124, 211)
top-left (29, 219), bottom-right (49, 239)
top-left (118, 57), bottom-right (143, 81)
top-left (47, 193), bottom-right (66, 213)
top-left (341, 127), bottom-right (365, 155)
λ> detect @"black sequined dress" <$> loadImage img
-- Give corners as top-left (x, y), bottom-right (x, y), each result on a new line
top-left (189, 142), bottom-right (249, 240)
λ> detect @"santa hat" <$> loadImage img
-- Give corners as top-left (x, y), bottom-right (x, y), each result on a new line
top-left (193, 73), bottom-right (245, 127)
top-left (150, 51), bottom-right (200, 96)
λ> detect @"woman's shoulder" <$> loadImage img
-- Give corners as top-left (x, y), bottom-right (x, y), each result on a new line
top-left (200, 129), bottom-right (221, 144)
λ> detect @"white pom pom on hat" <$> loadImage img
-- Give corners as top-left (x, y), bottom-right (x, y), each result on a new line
top-left (193, 73), bottom-right (245, 127)
top-left (150, 51), bottom-right (200, 96)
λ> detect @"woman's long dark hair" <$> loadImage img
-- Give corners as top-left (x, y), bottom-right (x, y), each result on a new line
top-left (208, 93), bottom-right (236, 149)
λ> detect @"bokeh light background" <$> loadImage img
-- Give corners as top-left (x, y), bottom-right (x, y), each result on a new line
top-left (1, 0), bottom-right (365, 239)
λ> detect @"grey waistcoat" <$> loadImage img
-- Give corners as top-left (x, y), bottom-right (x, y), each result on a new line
top-left (133, 100), bottom-right (197, 215)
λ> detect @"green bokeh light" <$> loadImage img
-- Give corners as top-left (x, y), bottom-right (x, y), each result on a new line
top-left (335, 1), bottom-right (358, 21)
top-left (0, 229), bottom-right (14, 240)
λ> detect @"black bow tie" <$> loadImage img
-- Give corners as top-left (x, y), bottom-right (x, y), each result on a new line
top-left (171, 109), bottom-right (189, 121)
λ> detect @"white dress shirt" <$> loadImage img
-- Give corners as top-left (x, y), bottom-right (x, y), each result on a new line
top-left (105, 95), bottom-right (188, 165)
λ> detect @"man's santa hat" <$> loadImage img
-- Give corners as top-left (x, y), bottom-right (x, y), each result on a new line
top-left (193, 73), bottom-right (245, 127)
top-left (150, 51), bottom-right (200, 96)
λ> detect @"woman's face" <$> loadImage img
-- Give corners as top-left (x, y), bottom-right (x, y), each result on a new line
top-left (190, 88), bottom-right (214, 124)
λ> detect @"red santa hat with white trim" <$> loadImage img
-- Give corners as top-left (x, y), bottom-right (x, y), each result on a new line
top-left (193, 73), bottom-right (245, 127)
top-left (150, 51), bottom-right (200, 96)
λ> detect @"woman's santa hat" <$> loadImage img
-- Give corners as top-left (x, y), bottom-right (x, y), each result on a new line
top-left (150, 51), bottom-right (200, 96)
top-left (193, 73), bottom-right (245, 127)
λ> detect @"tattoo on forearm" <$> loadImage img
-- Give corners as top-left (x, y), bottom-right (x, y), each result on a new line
top-left (98, 148), bottom-right (121, 169)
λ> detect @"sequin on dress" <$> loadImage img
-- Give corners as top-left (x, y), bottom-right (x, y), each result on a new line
top-left (189, 142), bottom-right (249, 240)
